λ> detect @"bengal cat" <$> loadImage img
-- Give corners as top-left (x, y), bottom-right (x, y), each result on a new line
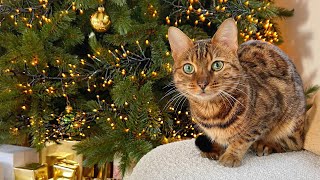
top-left (168, 18), bottom-right (306, 167)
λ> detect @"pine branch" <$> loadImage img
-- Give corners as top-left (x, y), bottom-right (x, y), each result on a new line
top-left (0, 121), bottom-right (26, 145)
top-left (305, 85), bottom-right (319, 111)
top-left (108, 3), bottom-right (133, 35)
top-left (178, 25), bottom-right (209, 40)
top-left (275, 8), bottom-right (294, 18)
top-left (110, 0), bottom-right (127, 7)
top-left (73, 0), bottom-right (99, 10)
top-left (305, 85), bottom-right (320, 99)
top-left (111, 78), bottom-right (137, 107)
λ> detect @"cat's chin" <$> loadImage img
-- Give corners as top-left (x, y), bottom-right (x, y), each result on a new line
top-left (191, 92), bottom-right (218, 101)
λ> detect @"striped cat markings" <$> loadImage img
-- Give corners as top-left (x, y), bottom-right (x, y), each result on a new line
top-left (168, 18), bottom-right (306, 167)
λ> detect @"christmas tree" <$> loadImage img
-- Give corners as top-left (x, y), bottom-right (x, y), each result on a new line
top-left (0, 0), bottom-right (295, 174)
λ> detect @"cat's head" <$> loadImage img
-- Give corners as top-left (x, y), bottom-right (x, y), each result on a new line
top-left (168, 18), bottom-right (243, 102)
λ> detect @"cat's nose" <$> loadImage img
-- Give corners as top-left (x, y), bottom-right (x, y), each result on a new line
top-left (198, 81), bottom-right (209, 90)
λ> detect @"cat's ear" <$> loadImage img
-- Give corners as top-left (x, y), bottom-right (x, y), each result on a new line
top-left (168, 27), bottom-right (193, 60)
top-left (211, 18), bottom-right (238, 52)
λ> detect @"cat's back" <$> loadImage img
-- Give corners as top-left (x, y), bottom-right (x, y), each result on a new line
top-left (238, 40), bottom-right (305, 113)
top-left (238, 40), bottom-right (300, 83)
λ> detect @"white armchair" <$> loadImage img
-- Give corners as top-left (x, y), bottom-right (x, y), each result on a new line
top-left (129, 92), bottom-right (320, 180)
top-left (129, 139), bottom-right (320, 180)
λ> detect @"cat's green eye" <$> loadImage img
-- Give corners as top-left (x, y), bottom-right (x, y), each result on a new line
top-left (212, 61), bottom-right (224, 71)
top-left (183, 63), bottom-right (195, 74)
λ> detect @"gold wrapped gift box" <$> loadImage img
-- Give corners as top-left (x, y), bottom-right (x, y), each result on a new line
top-left (40, 142), bottom-right (114, 179)
top-left (47, 152), bottom-right (74, 178)
top-left (14, 163), bottom-right (48, 180)
top-left (40, 141), bottom-right (83, 179)
top-left (53, 159), bottom-right (80, 180)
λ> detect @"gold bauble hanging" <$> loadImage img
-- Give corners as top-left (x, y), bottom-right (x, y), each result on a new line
top-left (65, 105), bottom-right (73, 113)
top-left (90, 7), bottom-right (111, 32)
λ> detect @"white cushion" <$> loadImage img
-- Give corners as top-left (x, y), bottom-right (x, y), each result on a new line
top-left (129, 139), bottom-right (320, 180)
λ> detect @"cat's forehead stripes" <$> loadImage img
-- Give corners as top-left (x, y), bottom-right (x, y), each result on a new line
top-left (195, 40), bottom-right (209, 60)
top-left (187, 40), bottom-right (218, 64)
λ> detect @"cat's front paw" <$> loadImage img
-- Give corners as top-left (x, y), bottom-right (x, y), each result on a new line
top-left (201, 151), bottom-right (221, 160)
top-left (218, 153), bottom-right (241, 167)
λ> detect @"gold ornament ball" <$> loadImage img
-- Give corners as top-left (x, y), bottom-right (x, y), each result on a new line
top-left (65, 105), bottom-right (73, 113)
top-left (90, 7), bottom-right (111, 32)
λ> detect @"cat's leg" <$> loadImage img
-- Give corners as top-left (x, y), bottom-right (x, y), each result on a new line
top-left (195, 134), bottom-right (225, 160)
top-left (279, 129), bottom-right (304, 151)
top-left (281, 117), bottom-right (305, 151)
top-left (218, 139), bottom-right (253, 167)
top-left (252, 121), bottom-right (304, 156)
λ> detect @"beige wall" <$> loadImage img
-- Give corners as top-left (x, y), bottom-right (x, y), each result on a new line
top-left (276, 0), bottom-right (320, 87)
top-left (275, 1), bottom-right (320, 155)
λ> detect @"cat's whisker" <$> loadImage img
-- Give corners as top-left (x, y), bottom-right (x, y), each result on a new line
top-left (233, 87), bottom-right (249, 97)
top-left (221, 90), bottom-right (245, 108)
top-left (163, 86), bottom-right (176, 93)
top-left (163, 82), bottom-right (175, 89)
top-left (179, 97), bottom-right (188, 110)
top-left (220, 91), bottom-right (237, 104)
top-left (173, 90), bottom-right (189, 111)
top-left (219, 84), bottom-right (249, 97)
top-left (219, 81), bottom-right (249, 93)
top-left (163, 93), bottom-right (181, 110)
top-left (178, 91), bottom-right (189, 110)
top-left (165, 87), bottom-right (176, 93)
top-left (165, 85), bottom-right (174, 89)
top-left (172, 94), bottom-right (187, 111)
top-left (163, 86), bottom-right (177, 94)
top-left (218, 90), bottom-right (234, 107)
top-left (163, 92), bottom-right (185, 111)
top-left (218, 92), bottom-right (228, 109)
top-left (160, 89), bottom-right (178, 101)
top-left (173, 95), bottom-right (187, 112)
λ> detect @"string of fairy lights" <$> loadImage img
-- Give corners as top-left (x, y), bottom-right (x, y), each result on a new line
top-left (0, 0), bottom-right (87, 28)
top-left (84, 39), bottom-right (169, 91)
top-left (164, 0), bottom-right (282, 43)
top-left (0, 0), bottom-right (53, 27)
